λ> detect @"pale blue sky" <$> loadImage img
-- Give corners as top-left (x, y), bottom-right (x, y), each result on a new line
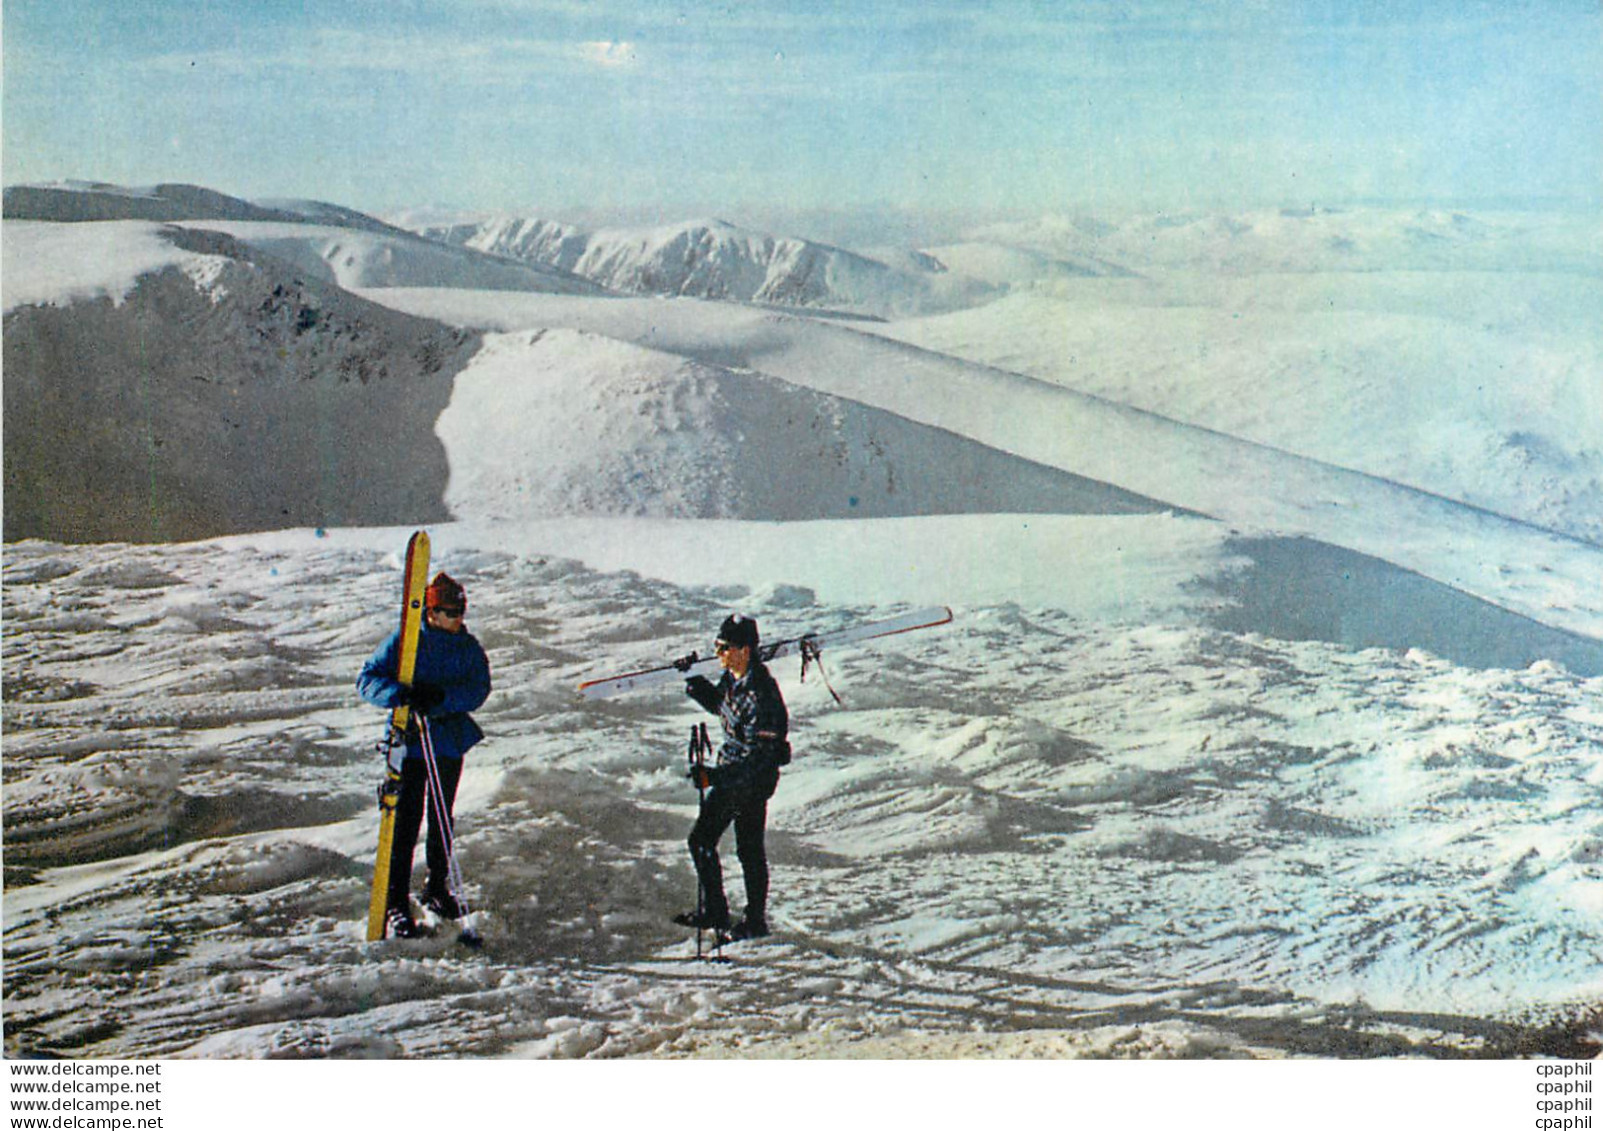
top-left (4, 1), bottom-right (1599, 223)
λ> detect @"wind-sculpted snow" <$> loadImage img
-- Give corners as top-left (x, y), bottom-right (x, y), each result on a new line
top-left (1, 221), bottom-right (233, 314)
top-left (3, 531), bottom-right (1599, 1058)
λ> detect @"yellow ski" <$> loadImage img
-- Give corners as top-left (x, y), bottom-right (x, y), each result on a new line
top-left (366, 530), bottom-right (431, 941)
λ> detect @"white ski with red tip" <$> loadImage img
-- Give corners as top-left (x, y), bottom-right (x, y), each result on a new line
top-left (577, 606), bottom-right (953, 700)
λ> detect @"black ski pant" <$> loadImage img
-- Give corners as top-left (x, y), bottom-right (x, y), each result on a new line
top-left (387, 754), bottom-right (463, 913)
top-left (688, 766), bottom-right (779, 927)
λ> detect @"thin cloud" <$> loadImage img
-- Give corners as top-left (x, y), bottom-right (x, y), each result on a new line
top-left (579, 40), bottom-right (639, 68)
top-left (135, 29), bottom-right (608, 82)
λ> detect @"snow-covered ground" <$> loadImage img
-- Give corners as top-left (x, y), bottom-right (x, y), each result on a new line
top-left (3, 194), bottom-right (1601, 1060)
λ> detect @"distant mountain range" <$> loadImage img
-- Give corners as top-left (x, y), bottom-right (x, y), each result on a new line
top-left (2, 182), bottom-right (1012, 317)
top-left (5, 181), bottom-right (1598, 564)
top-left (8, 178), bottom-right (1592, 324)
top-left (418, 214), bottom-right (1002, 317)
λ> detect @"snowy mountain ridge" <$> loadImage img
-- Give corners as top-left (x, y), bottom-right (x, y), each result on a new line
top-left (428, 215), bottom-right (590, 273)
top-left (3, 181), bottom-right (1000, 317)
top-left (2, 180), bottom-right (396, 232)
top-left (2, 182), bottom-right (605, 299)
top-left (367, 286), bottom-right (1603, 650)
top-left (172, 220), bottom-right (605, 296)
top-left (2, 221), bottom-right (478, 541)
top-left (420, 213), bottom-right (1001, 317)
top-left (6, 195), bottom-right (1599, 648)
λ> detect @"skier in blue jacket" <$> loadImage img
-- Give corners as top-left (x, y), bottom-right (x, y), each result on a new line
top-left (357, 572), bottom-right (491, 938)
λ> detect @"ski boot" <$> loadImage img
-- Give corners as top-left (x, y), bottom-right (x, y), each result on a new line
top-left (421, 889), bottom-right (463, 920)
top-left (727, 916), bottom-right (770, 942)
top-left (672, 908), bottom-right (730, 931)
top-left (385, 906), bottom-right (421, 939)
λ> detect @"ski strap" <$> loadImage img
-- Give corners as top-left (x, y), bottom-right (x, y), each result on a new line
top-left (799, 638), bottom-right (844, 705)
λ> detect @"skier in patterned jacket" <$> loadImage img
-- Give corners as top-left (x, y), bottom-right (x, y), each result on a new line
top-left (675, 613), bottom-right (789, 941)
top-left (357, 572), bottom-right (491, 938)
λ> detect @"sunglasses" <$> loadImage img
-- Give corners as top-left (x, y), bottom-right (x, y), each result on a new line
top-left (432, 606), bottom-right (466, 618)
top-left (714, 641), bottom-right (740, 654)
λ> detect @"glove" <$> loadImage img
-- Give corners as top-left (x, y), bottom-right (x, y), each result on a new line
top-left (672, 652), bottom-right (698, 673)
top-left (688, 765), bottom-right (712, 790)
top-left (406, 682), bottom-right (445, 715)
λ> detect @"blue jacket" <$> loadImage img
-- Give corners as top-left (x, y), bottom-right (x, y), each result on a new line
top-left (357, 624), bottom-right (491, 760)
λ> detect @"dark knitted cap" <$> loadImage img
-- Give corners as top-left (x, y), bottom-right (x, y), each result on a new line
top-left (717, 613), bottom-right (758, 649)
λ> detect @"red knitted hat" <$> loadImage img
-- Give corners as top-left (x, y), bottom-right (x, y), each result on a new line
top-left (425, 572), bottom-right (465, 609)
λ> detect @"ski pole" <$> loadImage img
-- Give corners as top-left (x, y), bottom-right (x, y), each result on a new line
top-left (424, 724), bottom-right (471, 922)
top-left (699, 723), bottom-right (722, 960)
top-left (420, 717), bottom-right (482, 949)
top-left (688, 722), bottom-right (721, 961)
top-left (421, 719), bottom-right (478, 947)
top-left (689, 724), bottom-right (706, 960)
